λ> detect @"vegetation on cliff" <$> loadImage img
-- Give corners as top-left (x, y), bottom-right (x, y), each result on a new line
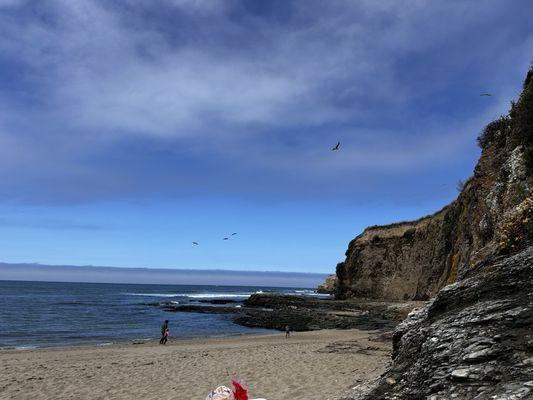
top-left (336, 67), bottom-right (533, 301)
top-left (338, 67), bottom-right (533, 400)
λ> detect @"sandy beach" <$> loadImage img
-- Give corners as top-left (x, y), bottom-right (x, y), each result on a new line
top-left (0, 329), bottom-right (390, 400)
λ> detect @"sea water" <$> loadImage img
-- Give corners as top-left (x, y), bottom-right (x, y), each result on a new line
top-left (0, 281), bottom-right (328, 349)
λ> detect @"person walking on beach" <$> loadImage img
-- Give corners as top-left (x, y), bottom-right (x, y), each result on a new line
top-left (160, 320), bottom-right (169, 345)
top-left (285, 325), bottom-right (290, 338)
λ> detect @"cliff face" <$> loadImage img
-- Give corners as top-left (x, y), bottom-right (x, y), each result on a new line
top-left (337, 69), bottom-right (533, 400)
top-left (317, 274), bottom-right (337, 294)
top-left (344, 247), bottom-right (533, 400)
top-left (336, 69), bottom-right (533, 301)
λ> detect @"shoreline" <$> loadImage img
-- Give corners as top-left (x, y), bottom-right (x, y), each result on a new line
top-left (0, 328), bottom-right (392, 400)
top-left (1, 292), bottom-right (420, 352)
top-left (0, 328), bottom-right (277, 353)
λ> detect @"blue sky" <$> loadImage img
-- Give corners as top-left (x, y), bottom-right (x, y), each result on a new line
top-left (0, 0), bottom-right (532, 273)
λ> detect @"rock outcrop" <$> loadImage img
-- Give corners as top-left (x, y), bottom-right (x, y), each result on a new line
top-left (338, 68), bottom-right (533, 399)
top-left (344, 246), bottom-right (533, 400)
top-left (336, 68), bottom-right (533, 302)
top-left (318, 274), bottom-right (337, 293)
top-left (160, 293), bottom-right (421, 332)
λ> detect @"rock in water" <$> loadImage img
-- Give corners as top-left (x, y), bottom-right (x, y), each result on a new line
top-left (317, 274), bottom-right (337, 294)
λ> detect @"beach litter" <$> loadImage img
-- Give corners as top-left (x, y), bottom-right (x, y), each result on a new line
top-left (205, 380), bottom-right (266, 400)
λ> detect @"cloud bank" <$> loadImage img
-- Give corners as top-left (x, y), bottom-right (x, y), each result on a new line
top-left (0, 262), bottom-right (327, 287)
top-left (0, 0), bottom-right (532, 203)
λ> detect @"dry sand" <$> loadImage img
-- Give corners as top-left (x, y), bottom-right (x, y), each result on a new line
top-left (0, 329), bottom-right (391, 400)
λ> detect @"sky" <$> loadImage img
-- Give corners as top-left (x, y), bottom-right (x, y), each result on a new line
top-left (0, 0), bottom-right (532, 274)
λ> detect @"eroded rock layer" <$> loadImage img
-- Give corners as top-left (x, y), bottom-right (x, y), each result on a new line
top-left (338, 68), bottom-right (533, 400)
top-left (318, 274), bottom-right (337, 293)
top-left (344, 247), bottom-right (533, 400)
top-left (336, 68), bottom-right (533, 301)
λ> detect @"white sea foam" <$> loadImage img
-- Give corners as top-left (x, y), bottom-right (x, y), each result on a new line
top-left (124, 291), bottom-right (263, 299)
top-left (124, 289), bottom-right (326, 299)
top-left (123, 293), bottom-right (181, 298)
top-left (15, 346), bottom-right (38, 350)
top-left (183, 290), bottom-right (274, 299)
top-left (182, 293), bottom-right (252, 299)
top-left (293, 290), bottom-right (331, 298)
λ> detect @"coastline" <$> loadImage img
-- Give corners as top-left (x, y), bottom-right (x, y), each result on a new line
top-left (0, 328), bottom-right (391, 400)
top-left (0, 328), bottom-right (275, 352)
top-left (0, 281), bottom-right (330, 351)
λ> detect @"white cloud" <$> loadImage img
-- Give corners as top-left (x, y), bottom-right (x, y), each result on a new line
top-left (164, 0), bottom-right (231, 13)
top-left (0, 1), bottom-right (415, 134)
top-left (0, 0), bottom-right (531, 201)
top-left (0, 0), bottom-right (24, 7)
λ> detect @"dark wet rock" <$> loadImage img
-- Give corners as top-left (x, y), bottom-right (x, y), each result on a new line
top-left (161, 293), bottom-right (422, 332)
top-left (318, 274), bottom-right (337, 294)
top-left (161, 304), bottom-right (238, 314)
top-left (342, 247), bottom-right (533, 400)
top-left (197, 299), bottom-right (239, 304)
top-left (239, 294), bottom-right (421, 331)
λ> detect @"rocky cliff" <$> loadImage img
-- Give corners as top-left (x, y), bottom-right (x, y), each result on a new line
top-left (338, 68), bottom-right (533, 399)
top-left (336, 68), bottom-right (533, 301)
top-left (343, 247), bottom-right (533, 400)
top-left (317, 274), bottom-right (337, 293)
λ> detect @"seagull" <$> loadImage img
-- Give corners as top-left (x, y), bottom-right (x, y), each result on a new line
top-left (331, 142), bottom-right (340, 151)
top-left (480, 93), bottom-right (492, 97)
top-left (192, 242), bottom-right (199, 246)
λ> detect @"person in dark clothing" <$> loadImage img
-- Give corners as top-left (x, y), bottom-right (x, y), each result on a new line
top-left (160, 320), bottom-right (169, 345)
top-left (285, 325), bottom-right (290, 338)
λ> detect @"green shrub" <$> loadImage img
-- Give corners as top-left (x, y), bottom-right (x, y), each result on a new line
top-left (514, 66), bottom-right (533, 170)
top-left (456, 176), bottom-right (473, 193)
top-left (523, 64), bottom-right (533, 89)
top-left (477, 116), bottom-right (511, 149)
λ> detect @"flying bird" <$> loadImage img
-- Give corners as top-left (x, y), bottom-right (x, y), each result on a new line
top-left (480, 93), bottom-right (492, 97)
top-left (192, 242), bottom-right (199, 245)
top-left (331, 142), bottom-right (340, 151)
top-left (223, 237), bottom-right (229, 240)
top-left (231, 232), bottom-right (238, 236)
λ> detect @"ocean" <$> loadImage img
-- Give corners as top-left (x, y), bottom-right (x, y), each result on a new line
top-left (0, 280), bottom-right (328, 349)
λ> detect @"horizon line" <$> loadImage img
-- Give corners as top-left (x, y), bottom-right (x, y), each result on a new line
top-left (0, 261), bottom-right (331, 276)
